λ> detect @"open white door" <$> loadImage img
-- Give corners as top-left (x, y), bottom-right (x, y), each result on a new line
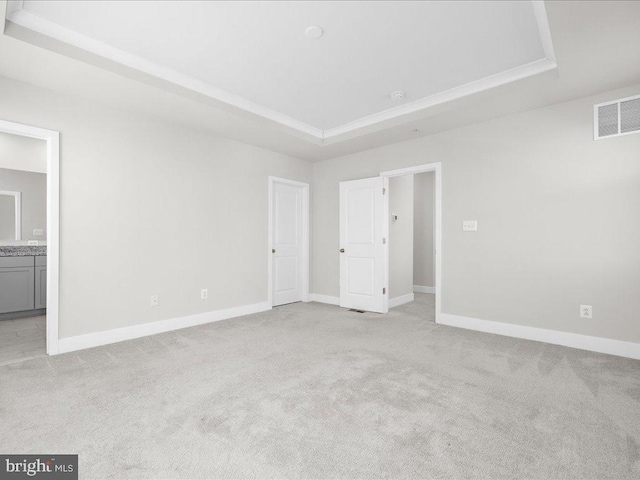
top-left (339, 176), bottom-right (388, 313)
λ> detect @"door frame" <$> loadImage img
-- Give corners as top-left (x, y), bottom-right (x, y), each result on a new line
top-left (380, 163), bottom-right (442, 321)
top-left (0, 118), bottom-right (60, 355)
top-left (267, 176), bottom-right (310, 308)
top-left (0, 190), bottom-right (22, 240)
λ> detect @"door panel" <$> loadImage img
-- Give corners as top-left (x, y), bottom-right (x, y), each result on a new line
top-left (35, 266), bottom-right (47, 310)
top-left (0, 266), bottom-right (35, 314)
top-left (339, 176), bottom-right (388, 313)
top-left (275, 256), bottom-right (298, 292)
top-left (346, 187), bottom-right (375, 244)
top-left (347, 257), bottom-right (374, 295)
top-left (272, 182), bottom-right (303, 306)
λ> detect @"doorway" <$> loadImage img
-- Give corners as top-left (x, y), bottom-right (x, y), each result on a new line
top-left (382, 164), bottom-right (441, 320)
top-left (0, 120), bottom-right (60, 358)
top-left (268, 177), bottom-right (310, 307)
top-left (337, 163), bottom-right (441, 318)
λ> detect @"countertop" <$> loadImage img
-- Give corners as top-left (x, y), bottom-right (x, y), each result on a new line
top-left (0, 246), bottom-right (47, 257)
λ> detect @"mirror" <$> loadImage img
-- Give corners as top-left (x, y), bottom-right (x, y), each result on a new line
top-left (0, 190), bottom-right (21, 241)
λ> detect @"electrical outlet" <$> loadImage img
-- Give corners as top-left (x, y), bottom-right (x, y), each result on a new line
top-left (27, 240), bottom-right (38, 246)
top-left (201, 289), bottom-right (208, 300)
top-left (580, 305), bottom-right (592, 319)
top-left (150, 295), bottom-right (159, 307)
top-left (33, 229), bottom-right (43, 236)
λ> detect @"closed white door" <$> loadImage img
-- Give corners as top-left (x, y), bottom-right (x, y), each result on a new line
top-left (272, 181), bottom-right (303, 306)
top-left (339, 176), bottom-right (388, 313)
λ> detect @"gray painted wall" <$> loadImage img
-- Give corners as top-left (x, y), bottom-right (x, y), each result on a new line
top-left (0, 168), bottom-right (47, 242)
top-left (0, 131), bottom-right (46, 174)
top-left (413, 172), bottom-right (434, 287)
top-left (0, 195), bottom-right (15, 240)
top-left (389, 175), bottom-right (413, 299)
top-left (0, 76), bottom-right (312, 339)
top-left (312, 83), bottom-right (640, 344)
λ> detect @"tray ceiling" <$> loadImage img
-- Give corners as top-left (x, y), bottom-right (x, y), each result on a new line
top-left (6, 0), bottom-right (556, 140)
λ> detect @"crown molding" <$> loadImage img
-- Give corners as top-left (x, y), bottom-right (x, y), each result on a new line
top-left (5, 1), bottom-right (557, 144)
top-left (321, 58), bottom-right (557, 140)
top-left (6, 6), bottom-right (324, 139)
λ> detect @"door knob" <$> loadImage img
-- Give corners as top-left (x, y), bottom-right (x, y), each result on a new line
top-left (272, 249), bottom-right (276, 253)
top-left (340, 248), bottom-right (345, 253)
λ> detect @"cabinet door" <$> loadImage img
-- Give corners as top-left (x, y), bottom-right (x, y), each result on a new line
top-left (0, 266), bottom-right (35, 313)
top-left (35, 266), bottom-right (47, 310)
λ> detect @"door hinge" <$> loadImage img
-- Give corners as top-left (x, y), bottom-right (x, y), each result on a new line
top-left (382, 188), bottom-right (386, 195)
top-left (382, 237), bottom-right (386, 244)
top-left (383, 287), bottom-right (386, 294)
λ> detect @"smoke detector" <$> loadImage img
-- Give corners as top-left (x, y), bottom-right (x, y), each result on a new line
top-left (305, 26), bottom-right (324, 39)
top-left (391, 91), bottom-right (405, 100)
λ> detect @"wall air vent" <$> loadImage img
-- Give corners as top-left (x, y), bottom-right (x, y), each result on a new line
top-left (594, 94), bottom-right (640, 140)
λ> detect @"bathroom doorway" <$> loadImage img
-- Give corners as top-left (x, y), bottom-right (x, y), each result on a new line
top-left (0, 120), bottom-right (60, 362)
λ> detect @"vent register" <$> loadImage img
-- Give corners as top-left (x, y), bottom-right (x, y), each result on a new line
top-left (595, 94), bottom-right (640, 140)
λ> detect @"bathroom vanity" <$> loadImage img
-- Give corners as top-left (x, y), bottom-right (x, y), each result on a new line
top-left (0, 246), bottom-right (47, 316)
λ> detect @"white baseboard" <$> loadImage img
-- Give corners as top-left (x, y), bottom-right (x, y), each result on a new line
top-left (309, 293), bottom-right (340, 305)
top-left (414, 285), bottom-right (436, 294)
top-left (389, 293), bottom-right (415, 309)
top-left (438, 313), bottom-right (640, 360)
top-left (57, 301), bottom-right (271, 355)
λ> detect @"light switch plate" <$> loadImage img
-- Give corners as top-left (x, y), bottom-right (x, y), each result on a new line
top-left (33, 229), bottom-right (43, 236)
top-left (463, 220), bottom-right (478, 231)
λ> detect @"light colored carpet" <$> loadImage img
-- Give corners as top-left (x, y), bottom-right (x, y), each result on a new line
top-left (1, 294), bottom-right (639, 479)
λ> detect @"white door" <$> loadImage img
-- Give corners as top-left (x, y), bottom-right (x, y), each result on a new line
top-left (272, 181), bottom-right (304, 306)
top-left (339, 176), bottom-right (388, 313)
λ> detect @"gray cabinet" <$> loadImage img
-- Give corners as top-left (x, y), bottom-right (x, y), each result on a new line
top-left (0, 257), bottom-right (35, 314)
top-left (0, 255), bottom-right (46, 314)
top-left (35, 256), bottom-right (47, 309)
top-left (35, 268), bottom-right (47, 310)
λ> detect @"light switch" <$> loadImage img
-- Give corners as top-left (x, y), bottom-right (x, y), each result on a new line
top-left (33, 229), bottom-right (43, 236)
top-left (463, 220), bottom-right (478, 231)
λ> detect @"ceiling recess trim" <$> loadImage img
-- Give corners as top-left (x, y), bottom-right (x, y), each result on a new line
top-left (5, 0), bottom-right (557, 143)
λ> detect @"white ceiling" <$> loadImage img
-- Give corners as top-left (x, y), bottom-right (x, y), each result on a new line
top-left (6, 0), bottom-right (555, 137)
top-left (1, 1), bottom-right (640, 162)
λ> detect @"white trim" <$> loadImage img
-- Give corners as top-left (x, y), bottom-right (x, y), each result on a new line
top-left (531, 1), bottom-right (556, 63)
top-left (389, 293), bottom-right (414, 309)
top-left (309, 294), bottom-right (340, 306)
top-left (438, 313), bottom-right (640, 361)
top-left (58, 301), bottom-right (270, 354)
top-left (5, 8), bottom-right (323, 140)
top-left (5, 1), bottom-right (23, 18)
top-left (268, 177), bottom-right (310, 308)
top-left (0, 190), bottom-right (22, 240)
top-left (413, 285), bottom-right (436, 294)
top-left (6, 3), bottom-right (556, 141)
top-left (381, 163), bottom-right (442, 323)
top-left (0, 119), bottom-right (60, 356)
top-left (324, 59), bottom-right (556, 139)
top-left (382, 176), bottom-right (390, 313)
top-left (593, 93), bottom-right (640, 141)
